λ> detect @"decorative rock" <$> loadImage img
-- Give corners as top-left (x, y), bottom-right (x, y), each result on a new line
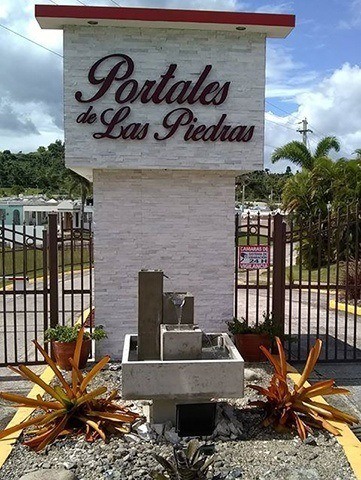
top-left (134, 422), bottom-right (155, 441)
top-left (164, 428), bottom-right (180, 444)
top-left (152, 423), bottom-right (165, 436)
top-left (124, 433), bottom-right (142, 443)
top-left (63, 461), bottom-right (77, 470)
top-left (19, 470), bottom-right (76, 480)
top-left (225, 467), bottom-right (243, 479)
top-left (244, 368), bottom-right (262, 382)
top-left (303, 435), bottom-right (317, 446)
top-left (288, 469), bottom-right (320, 480)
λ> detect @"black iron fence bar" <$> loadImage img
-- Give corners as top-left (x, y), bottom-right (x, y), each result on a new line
top-left (266, 214), bottom-right (272, 316)
top-left (33, 224), bottom-right (38, 362)
top-left (48, 213), bottom-right (59, 330)
top-left (344, 205), bottom-right (351, 359)
top-left (70, 220), bottom-right (75, 326)
top-left (255, 213), bottom-right (260, 326)
top-left (42, 229), bottom-right (49, 355)
top-left (288, 218), bottom-right (294, 355)
top-left (306, 217), bottom-right (312, 355)
top-left (12, 223), bottom-right (18, 363)
top-left (325, 209), bottom-right (332, 360)
top-left (334, 209), bottom-right (341, 360)
top-left (245, 213), bottom-right (250, 323)
top-left (316, 212), bottom-right (322, 342)
top-left (22, 223), bottom-right (28, 363)
top-left (1, 220), bottom-right (8, 364)
top-left (61, 215), bottom-right (65, 326)
top-left (80, 218), bottom-right (84, 324)
top-left (234, 213), bottom-right (239, 319)
top-left (89, 218), bottom-right (93, 336)
top-left (353, 204), bottom-right (359, 359)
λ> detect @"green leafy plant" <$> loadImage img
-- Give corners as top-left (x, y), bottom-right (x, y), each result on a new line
top-left (227, 313), bottom-right (282, 338)
top-left (44, 324), bottom-right (107, 343)
top-left (152, 439), bottom-right (215, 480)
top-left (0, 327), bottom-right (138, 451)
top-left (249, 337), bottom-right (358, 440)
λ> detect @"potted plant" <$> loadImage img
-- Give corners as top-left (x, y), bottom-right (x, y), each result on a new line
top-left (227, 313), bottom-right (281, 362)
top-left (44, 324), bottom-right (107, 370)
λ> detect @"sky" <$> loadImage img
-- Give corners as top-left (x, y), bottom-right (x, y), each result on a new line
top-left (0, 0), bottom-right (361, 172)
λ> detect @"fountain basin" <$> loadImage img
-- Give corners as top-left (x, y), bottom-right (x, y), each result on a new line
top-left (160, 324), bottom-right (202, 361)
top-left (122, 333), bottom-right (244, 400)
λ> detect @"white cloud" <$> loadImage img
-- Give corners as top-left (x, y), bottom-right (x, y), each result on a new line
top-left (339, 0), bottom-right (361, 29)
top-left (266, 44), bottom-right (318, 99)
top-left (265, 63), bottom-right (361, 171)
top-left (255, 2), bottom-right (293, 14)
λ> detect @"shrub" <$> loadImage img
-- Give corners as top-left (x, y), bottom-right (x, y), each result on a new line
top-left (44, 324), bottom-right (107, 343)
top-left (152, 439), bottom-right (215, 480)
top-left (0, 327), bottom-right (138, 451)
top-left (249, 337), bottom-right (358, 440)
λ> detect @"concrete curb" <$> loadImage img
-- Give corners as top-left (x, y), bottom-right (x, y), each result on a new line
top-left (287, 363), bottom-right (361, 480)
top-left (329, 299), bottom-right (361, 317)
top-left (0, 308), bottom-right (91, 468)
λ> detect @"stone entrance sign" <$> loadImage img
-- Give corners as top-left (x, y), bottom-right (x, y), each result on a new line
top-left (36, 5), bottom-right (294, 359)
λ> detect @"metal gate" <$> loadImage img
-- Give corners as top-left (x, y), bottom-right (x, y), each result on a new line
top-left (0, 213), bottom-right (93, 366)
top-left (235, 206), bottom-right (361, 362)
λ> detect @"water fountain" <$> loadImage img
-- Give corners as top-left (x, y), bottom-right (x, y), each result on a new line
top-left (122, 269), bottom-right (244, 426)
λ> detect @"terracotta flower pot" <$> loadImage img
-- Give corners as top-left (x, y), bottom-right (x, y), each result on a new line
top-left (234, 333), bottom-right (271, 362)
top-left (52, 338), bottom-right (91, 371)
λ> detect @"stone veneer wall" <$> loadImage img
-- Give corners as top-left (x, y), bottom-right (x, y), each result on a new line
top-left (64, 27), bottom-right (265, 173)
top-left (94, 169), bottom-right (235, 359)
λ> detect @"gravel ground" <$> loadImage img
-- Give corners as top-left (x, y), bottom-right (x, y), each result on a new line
top-left (0, 364), bottom-right (357, 480)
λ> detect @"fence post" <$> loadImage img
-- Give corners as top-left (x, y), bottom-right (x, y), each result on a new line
top-left (234, 212), bottom-right (239, 319)
top-left (48, 213), bottom-right (59, 330)
top-left (272, 213), bottom-right (286, 348)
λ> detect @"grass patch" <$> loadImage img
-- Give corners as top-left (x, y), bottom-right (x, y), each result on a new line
top-left (285, 263), bottom-right (338, 284)
top-left (238, 235), bottom-right (270, 246)
top-left (0, 247), bottom-right (91, 286)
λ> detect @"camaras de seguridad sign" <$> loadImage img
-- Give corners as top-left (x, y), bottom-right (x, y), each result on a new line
top-left (75, 54), bottom-right (255, 143)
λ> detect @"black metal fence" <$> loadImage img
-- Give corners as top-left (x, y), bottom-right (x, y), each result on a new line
top-left (0, 213), bottom-right (93, 366)
top-left (235, 207), bottom-right (361, 362)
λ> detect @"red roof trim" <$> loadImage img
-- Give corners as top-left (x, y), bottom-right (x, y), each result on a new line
top-left (35, 5), bottom-right (295, 28)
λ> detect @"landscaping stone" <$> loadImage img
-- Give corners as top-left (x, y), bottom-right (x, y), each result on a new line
top-left (244, 368), bottom-right (262, 382)
top-left (0, 364), bottom-right (356, 480)
top-left (19, 470), bottom-right (77, 480)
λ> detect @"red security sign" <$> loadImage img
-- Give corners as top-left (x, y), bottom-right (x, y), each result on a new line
top-left (239, 245), bottom-right (270, 269)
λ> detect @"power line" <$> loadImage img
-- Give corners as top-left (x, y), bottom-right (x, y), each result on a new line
top-left (265, 99), bottom-right (304, 123)
top-left (0, 23), bottom-right (63, 58)
top-left (109, 0), bottom-right (121, 5)
top-left (266, 119), bottom-right (298, 132)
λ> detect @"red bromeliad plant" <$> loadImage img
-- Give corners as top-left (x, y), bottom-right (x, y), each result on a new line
top-left (249, 337), bottom-right (358, 440)
top-left (0, 327), bottom-right (139, 451)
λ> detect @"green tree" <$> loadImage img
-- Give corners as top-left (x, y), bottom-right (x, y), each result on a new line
top-left (68, 170), bottom-right (92, 220)
top-left (282, 157), bottom-right (361, 268)
top-left (272, 136), bottom-right (340, 171)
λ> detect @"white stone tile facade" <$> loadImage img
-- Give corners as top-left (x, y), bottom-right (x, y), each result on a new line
top-left (63, 25), bottom-right (266, 359)
top-left (94, 169), bottom-right (235, 359)
top-left (64, 26), bottom-right (265, 174)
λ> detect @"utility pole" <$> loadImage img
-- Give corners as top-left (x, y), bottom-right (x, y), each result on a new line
top-left (297, 118), bottom-right (313, 146)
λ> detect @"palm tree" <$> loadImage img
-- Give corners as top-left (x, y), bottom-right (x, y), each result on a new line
top-left (68, 170), bottom-right (92, 221)
top-left (272, 136), bottom-right (340, 170)
top-left (354, 148), bottom-right (361, 159)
